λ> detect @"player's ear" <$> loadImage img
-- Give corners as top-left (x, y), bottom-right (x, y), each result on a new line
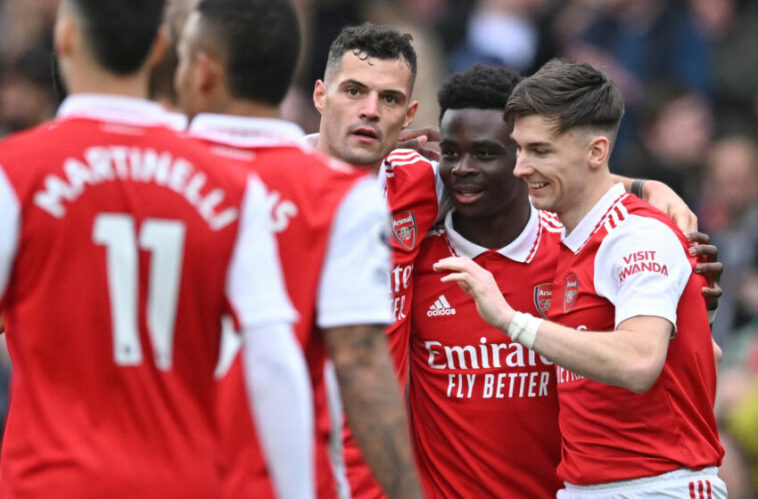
top-left (146, 25), bottom-right (169, 71)
top-left (587, 134), bottom-right (610, 170)
top-left (195, 51), bottom-right (222, 95)
top-left (401, 100), bottom-right (419, 130)
top-left (54, 15), bottom-right (75, 58)
top-left (313, 80), bottom-right (326, 114)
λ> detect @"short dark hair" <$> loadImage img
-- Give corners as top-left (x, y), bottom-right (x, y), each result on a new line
top-left (68, 0), bottom-right (166, 75)
top-left (325, 23), bottom-right (417, 86)
top-left (196, 0), bottom-right (300, 105)
top-left (505, 58), bottom-right (625, 140)
top-left (438, 64), bottom-right (522, 121)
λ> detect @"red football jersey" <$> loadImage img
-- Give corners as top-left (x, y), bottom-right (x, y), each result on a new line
top-left (342, 149), bottom-right (442, 499)
top-left (408, 209), bottom-right (564, 498)
top-left (188, 113), bottom-right (392, 499)
top-left (548, 183), bottom-right (724, 485)
top-left (0, 96), bottom-right (294, 498)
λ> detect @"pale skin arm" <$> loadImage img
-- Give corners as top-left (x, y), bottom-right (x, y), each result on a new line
top-left (434, 256), bottom-right (671, 393)
top-left (611, 174), bottom-right (697, 234)
top-left (323, 324), bottom-right (423, 499)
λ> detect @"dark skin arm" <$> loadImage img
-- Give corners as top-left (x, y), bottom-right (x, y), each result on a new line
top-left (687, 231), bottom-right (724, 367)
top-left (323, 324), bottom-right (423, 499)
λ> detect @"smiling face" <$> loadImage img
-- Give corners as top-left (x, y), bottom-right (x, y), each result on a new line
top-left (313, 50), bottom-right (418, 170)
top-left (439, 108), bottom-right (524, 219)
top-left (511, 114), bottom-right (612, 229)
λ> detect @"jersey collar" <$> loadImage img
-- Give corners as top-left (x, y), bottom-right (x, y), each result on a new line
top-left (188, 113), bottom-right (305, 148)
top-left (562, 182), bottom-right (627, 253)
top-left (444, 203), bottom-right (540, 263)
top-left (56, 94), bottom-right (181, 128)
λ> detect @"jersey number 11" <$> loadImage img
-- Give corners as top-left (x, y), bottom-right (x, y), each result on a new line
top-left (93, 213), bottom-right (186, 370)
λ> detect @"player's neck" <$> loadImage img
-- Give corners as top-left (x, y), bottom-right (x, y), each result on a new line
top-left (218, 99), bottom-right (281, 120)
top-left (451, 196), bottom-right (531, 250)
top-left (64, 66), bottom-right (150, 100)
top-left (559, 173), bottom-right (616, 234)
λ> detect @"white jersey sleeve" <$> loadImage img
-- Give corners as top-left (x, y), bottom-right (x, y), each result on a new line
top-left (0, 167), bottom-right (19, 301)
top-left (242, 321), bottom-right (314, 499)
top-left (317, 176), bottom-right (392, 328)
top-left (226, 174), bottom-right (296, 328)
top-left (594, 215), bottom-right (692, 330)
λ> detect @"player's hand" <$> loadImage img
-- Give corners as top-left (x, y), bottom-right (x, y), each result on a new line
top-left (397, 126), bottom-right (440, 161)
top-left (688, 231), bottom-right (723, 312)
top-left (643, 180), bottom-right (698, 234)
top-left (433, 256), bottom-right (513, 330)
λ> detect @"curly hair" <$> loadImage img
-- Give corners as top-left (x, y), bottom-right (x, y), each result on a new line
top-left (437, 64), bottom-right (522, 121)
top-left (324, 22), bottom-right (417, 86)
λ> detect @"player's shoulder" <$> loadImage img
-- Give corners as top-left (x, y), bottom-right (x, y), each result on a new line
top-left (606, 195), bottom-right (684, 242)
top-left (0, 119), bottom-right (68, 157)
top-left (385, 148), bottom-right (436, 172)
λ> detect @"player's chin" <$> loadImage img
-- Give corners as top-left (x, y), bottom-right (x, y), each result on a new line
top-left (344, 148), bottom-right (384, 167)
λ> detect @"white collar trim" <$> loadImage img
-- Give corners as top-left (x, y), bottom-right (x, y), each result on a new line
top-left (444, 203), bottom-right (540, 262)
top-left (188, 113), bottom-right (305, 147)
top-left (563, 182), bottom-right (627, 253)
top-left (56, 94), bottom-right (179, 128)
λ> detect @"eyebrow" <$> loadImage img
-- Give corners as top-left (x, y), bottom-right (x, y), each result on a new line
top-left (339, 79), bottom-right (408, 100)
top-left (512, 137), bottom-right (552, 149)
top-left (472, 139), bottom-right (505, 149)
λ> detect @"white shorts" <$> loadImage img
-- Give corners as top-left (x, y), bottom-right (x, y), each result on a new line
top-left (556, 467), bottom-right (726, 499)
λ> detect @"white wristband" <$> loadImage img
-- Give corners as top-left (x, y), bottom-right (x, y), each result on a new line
top-left (506, 312), bottom-right (543, 349)
top-left (707, 307), bottom-right (718, 325)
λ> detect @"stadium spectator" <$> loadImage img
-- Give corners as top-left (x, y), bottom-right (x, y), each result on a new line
top-left (615, 81), bottom-right (714, 208)
top-left (699, 136), bottom-right (758, 343)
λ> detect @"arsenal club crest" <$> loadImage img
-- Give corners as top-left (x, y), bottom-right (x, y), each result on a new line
top-left (563, 273), bottom-right (578, 313)
top-left (533, 283), bottom-right (553, 318)
top-left (391, 210), bottom-right (417, 251)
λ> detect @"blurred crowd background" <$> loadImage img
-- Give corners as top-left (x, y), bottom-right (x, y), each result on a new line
top-left (1, 0), bottom-right (757, 495)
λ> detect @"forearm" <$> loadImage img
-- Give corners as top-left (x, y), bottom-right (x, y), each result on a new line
top-left (528, 317), bottom-right (668, 393)
top-left (243, 322), bottom-right (314, 499)
top-left (325, 324), bottom-right (423, 499)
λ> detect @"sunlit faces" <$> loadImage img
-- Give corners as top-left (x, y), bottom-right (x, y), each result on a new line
top-left (511, 114), bottom-right (598, 221)
top-left (439, 108), bottom-right (521, 219)
top-left (314, 50), bottom-right (418, 169)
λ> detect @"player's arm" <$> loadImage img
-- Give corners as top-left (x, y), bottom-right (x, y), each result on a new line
top-left (434, 256), bottom-right (670, 392)
top-left (242, 321), bottom-right (313, 498)
top-left (611, 174), bottom-right (697, 233)
top-left (317, 177), bottom-right (423, 499)
top-left (227, 175), bottom-right (313, 499)
top-left (323, 325), bottom-right (423, 498)
top-left (436, 219), bottom-right (696, 393)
